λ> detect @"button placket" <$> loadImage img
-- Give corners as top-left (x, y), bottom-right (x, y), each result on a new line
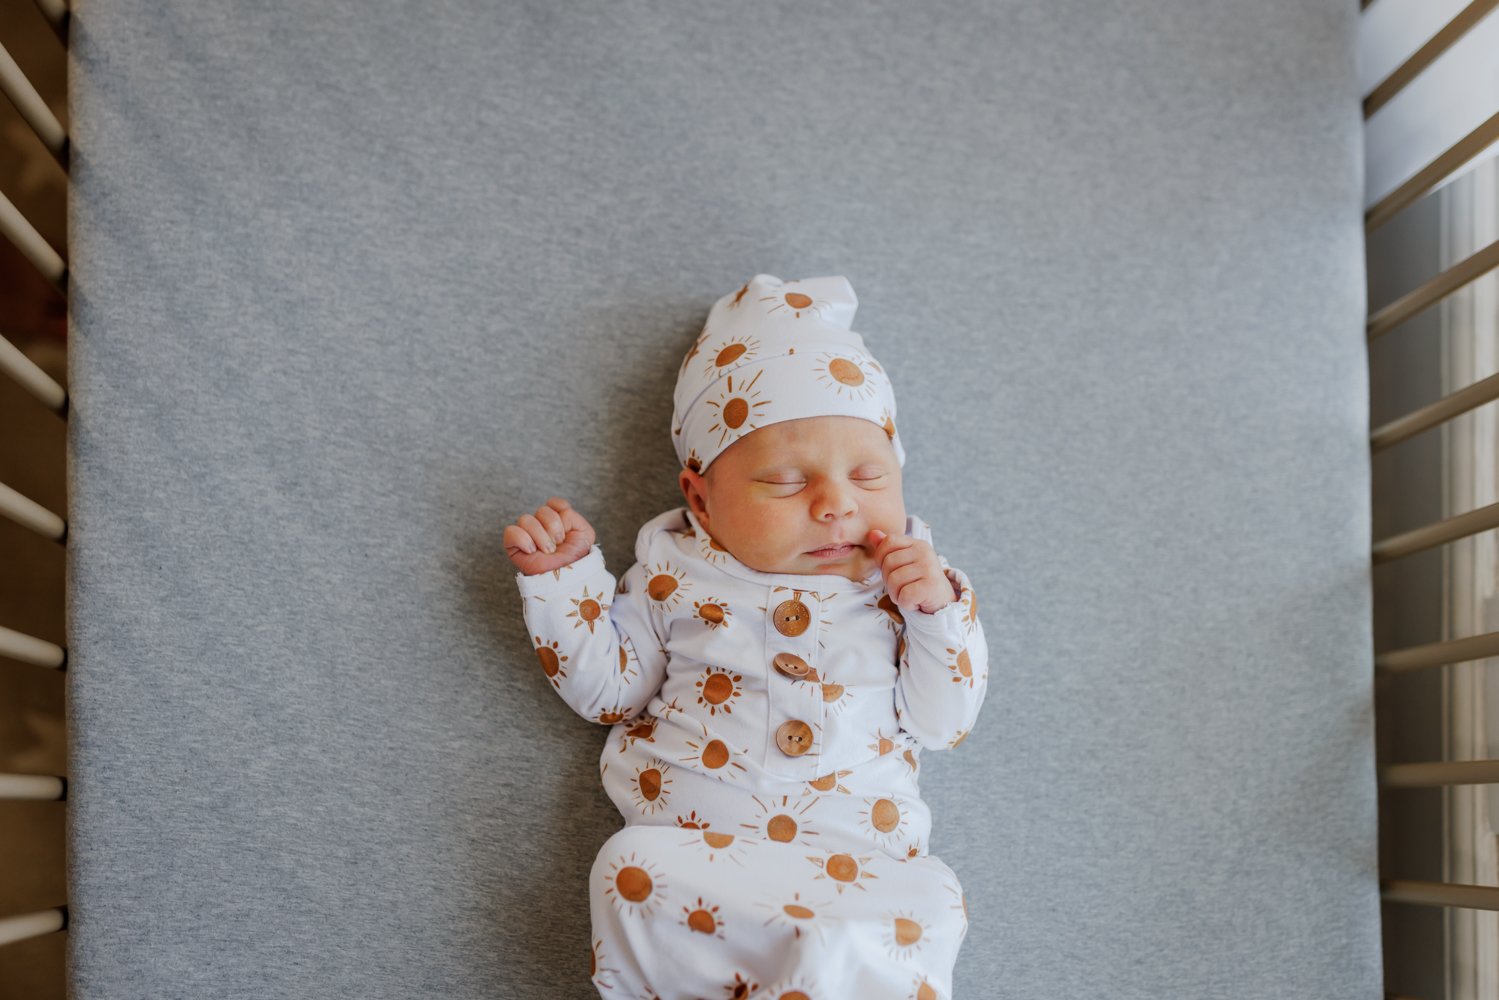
top-left (765, 588), bottom-right (825, 778)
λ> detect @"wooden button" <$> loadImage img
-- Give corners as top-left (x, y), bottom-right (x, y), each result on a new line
top-left (773, 599), bottom-right (811, 636)
top-left (775, 719), bottom-right (814, 756)
top-left (772, 652), bottom-right (813, 679)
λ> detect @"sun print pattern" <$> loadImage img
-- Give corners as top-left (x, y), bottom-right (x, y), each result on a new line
top-left (813, 351), bottom-right (883, 401)
top-left (694, 667), bottom-right (744, 716)
top-left (567, 585), bottom-right (610, 633)
top-left (515, 504), bottom-right (985, 996)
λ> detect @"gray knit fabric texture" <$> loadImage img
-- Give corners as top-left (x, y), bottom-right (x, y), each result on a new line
top-left (65, 0), bottom-right (1379, 996)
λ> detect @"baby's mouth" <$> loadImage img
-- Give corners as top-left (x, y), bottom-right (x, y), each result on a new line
top-left (806, 542), bottom-right (858, 559)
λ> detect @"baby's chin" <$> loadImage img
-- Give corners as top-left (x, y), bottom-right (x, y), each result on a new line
top-left (792, 547), bottom-right (877, 580)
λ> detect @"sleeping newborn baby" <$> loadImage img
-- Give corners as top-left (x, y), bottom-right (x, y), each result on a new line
top-left (503, 273), bottom-right (989, 999)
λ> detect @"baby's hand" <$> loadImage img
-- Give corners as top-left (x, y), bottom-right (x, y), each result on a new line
top-left (503, 496), bottom-right (597, 576)
top-left (867, 528), bottom-right (958, 614)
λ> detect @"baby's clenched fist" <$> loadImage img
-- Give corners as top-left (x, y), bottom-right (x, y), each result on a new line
top-left (503, 496), bottom-right (597, 576)
top-left (866, 528), bottom-right (958, 614)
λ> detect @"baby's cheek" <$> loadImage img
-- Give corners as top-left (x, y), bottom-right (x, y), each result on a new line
top-left (738, 502), bottom-right (774, 531)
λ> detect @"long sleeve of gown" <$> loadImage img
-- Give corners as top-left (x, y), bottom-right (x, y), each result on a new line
top-left (892, 559), bottom-right (990, 750)
top-left (515, 543), bottom-right (670, 725)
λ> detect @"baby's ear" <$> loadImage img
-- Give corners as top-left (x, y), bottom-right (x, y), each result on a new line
top-left (679, 467), bottom-right (709, 521)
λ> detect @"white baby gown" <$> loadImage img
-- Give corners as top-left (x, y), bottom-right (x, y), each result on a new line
top-left (515, 505), bottom-right (989, 1000)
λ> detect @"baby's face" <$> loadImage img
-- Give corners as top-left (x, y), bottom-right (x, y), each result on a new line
top-left (679, 415), bottom-right (906, 582)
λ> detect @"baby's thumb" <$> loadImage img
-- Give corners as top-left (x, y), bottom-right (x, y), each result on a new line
top-left (867, 528), bottom-right (887, 545)
top-left (552, 530), bottom-right (586, 561)
top-left (556, 516), bottom-right (595, 559)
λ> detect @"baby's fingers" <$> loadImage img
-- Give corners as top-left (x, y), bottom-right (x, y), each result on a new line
top-left (534, 505), bottom-right (569, 544)
top-left (502, 523), bottom-right (537, 555)
top-left (867, 527), bottom-right (912, 566)
top-left (517, 513), bottom-right (559, 553)
top-left (558, 506), bottom-right (596, 547)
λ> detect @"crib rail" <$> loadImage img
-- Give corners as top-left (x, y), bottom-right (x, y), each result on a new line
top-left (0, 33), bottom-right (65, 170)
top-left (0, 910), bottom-right (66, 949)
top-left (1363, 0), bottom-right (1498, 118)
top-left (0, 0), bottom-right (69, 982)
top-left (0, 334), bottom-right (66, 414)
top-left (1370, 369), bottom-right (1499, 450)
top-left (1376, 631), bottom-right (1499, 676)
top-left (0, 625), bottom-right (64, 670)
top-left (1363, 0), bottom-right (1499, 996)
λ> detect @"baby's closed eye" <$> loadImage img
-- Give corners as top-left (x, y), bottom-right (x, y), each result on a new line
top-left (759, 467), bottom-right (889, 493)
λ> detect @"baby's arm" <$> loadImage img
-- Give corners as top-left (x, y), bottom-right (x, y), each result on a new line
top-left (505, 498), bottom-right (669, 724)
top-left (893, 557), bottom-right (989, 750)
top-left (866, 528), bottom-right (989, 751)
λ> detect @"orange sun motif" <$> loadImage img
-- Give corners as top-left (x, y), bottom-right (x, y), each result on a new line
top-left (566, 586), bottom-right (610, 634)
top-left (821, 680), bottom-right (853, 717)
top-left (617, 713), bottom-right (658, 754)
top-left (674, 809), bottom-right (713, 830)
top-left (629, 758), bottom-right (674, 815)
top-left (694, 667), bottom-right (743, 716)
top-left (871, 592), bottom-right (905, 631)
top-left (878, 406), bottom-right (898, 442)
top-left (742, 794), bottom-right (823, 848)
top-left (944, 874), bottom-right (969, 928)
top-left (532, 636), bottom-right (567, 690)
top-left (813, 352), bottom-right (880, 401)
top-left (883, 909), bottom-right (929, 960)
top-left (723, 972), bottom-right (759, 998)
top-left (644, 561), bottom-right (691, 610)
top-left (699, 531), bottom-right (731, 566)
top-left (761, 973), bottom-right (826, 997)
top-left (681, 826), bottom-right (750, 866)
top-left (759, 285), bottom-right (835, 321)
top-left (655, 696), bottom-right (689, 722)
top-left (858, 796), bottom-right (910, 849)
top-left (755, 889), bottom-right (834, 946)
top-left (681, 726), bottom-right (748, 781)
top-left (902, 747), bottom-right (920, 775)
top-left (614, 635), bottom-right (641, 686)
top-left (868, 728), bottom-right (902, 757)
top-left (945, 645), bottom-right (979, 688)
top-left (692, 597), bottom-right (732, 630)
top-left (806, 769), bottom-right (854, 795)
top-left (805, 851), bottom-right (880, 894)
top-left (701, 334), bottom-right (762, 379)
top-left (588, 937), bottom-right (626, 992)
top-left (680, 328), bottom-right (711, 373)
top-left (908, 974), bottom-right (941, 1000)
top-left (601, 850), bottom-right (670, 918)
top-left (705, 369), bottom-right (772, 448)
top-left (680, 896), bottom-right (727, 939)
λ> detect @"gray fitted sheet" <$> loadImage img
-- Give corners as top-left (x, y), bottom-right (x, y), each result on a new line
top-left (64, 0), bottom-right (1380, 996)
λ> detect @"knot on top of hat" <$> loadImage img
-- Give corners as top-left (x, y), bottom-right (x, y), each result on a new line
top-left (671, 273), bottom-right (904, 475)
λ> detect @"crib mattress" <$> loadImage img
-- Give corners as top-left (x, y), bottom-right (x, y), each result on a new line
top-left (65, 0), bottom-right (1379, 996)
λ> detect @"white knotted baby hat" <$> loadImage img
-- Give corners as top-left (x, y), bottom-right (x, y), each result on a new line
top-left (671, 273), bottom-right (905, 476)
